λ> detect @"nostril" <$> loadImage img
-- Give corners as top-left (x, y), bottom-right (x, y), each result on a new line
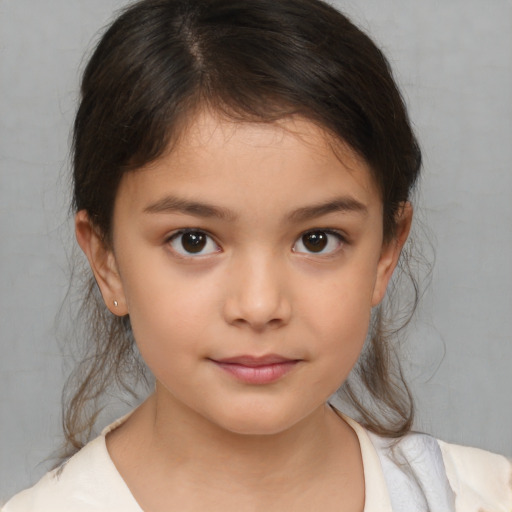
top-left (268, 318), bottom-right (285, 329)
top-left (229, 315), bottom-right (285, 332)
top-left (223, 295), bottom-right (292, 331)
top-left (222, 260), bottom-right (292, 329)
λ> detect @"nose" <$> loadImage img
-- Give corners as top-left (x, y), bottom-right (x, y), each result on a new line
top-left (222, 252), bottom-right (292, 331)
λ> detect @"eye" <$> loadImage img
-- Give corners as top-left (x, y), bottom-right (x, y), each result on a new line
top-left (168, 230), bottom-right (221, 257)
top-left (292, 230), bottom-right (344, 255)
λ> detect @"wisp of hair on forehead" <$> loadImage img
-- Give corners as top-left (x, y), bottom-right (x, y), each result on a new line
top-left (66, 0), bottom-right (422, 458)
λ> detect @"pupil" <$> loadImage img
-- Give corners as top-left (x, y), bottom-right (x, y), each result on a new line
top-left (303, 232), bottom-right (327, 252)
top-left (182, 232), bottom-right (206, 253)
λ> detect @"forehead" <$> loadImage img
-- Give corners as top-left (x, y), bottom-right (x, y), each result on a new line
top-left (172, 111), bottom-right (368, 173)
top-left (116, 111), bottom-right (382, 219)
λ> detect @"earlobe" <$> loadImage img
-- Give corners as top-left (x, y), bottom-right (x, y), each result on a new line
top-left (75, 210), bottom-right (127, 316)
top-left (371, 202), bottom-right (413, 307)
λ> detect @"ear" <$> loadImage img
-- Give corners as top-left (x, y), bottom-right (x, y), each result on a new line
top-left (75, 210), bottom-right (128, 316)
top-left (371, 202), bottom-right (413, 307)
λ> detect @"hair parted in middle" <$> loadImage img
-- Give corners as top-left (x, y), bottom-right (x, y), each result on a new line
top-left (65, 0), bottom-right (422, 457)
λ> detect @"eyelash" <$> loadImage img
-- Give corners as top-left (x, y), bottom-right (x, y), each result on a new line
top-left (166, 229), bottom-right (221, 258)
top-left (292, 229), bottom-right (346, 256)
top-left (166, 228), bottom-right (347, 259)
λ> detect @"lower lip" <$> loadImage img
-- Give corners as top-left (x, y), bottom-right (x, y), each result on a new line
top-left (213, 361), bottom-right (299, 385)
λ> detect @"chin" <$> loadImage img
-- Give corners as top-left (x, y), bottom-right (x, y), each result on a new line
top-left (209, 401), bottom-right (309, 437)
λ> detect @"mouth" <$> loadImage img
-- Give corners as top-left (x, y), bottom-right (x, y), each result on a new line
top-left (209, 354), bottom-right (301, 385)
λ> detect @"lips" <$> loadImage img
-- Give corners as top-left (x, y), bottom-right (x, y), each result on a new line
top-left (210, 354), bottom-right (300, 384)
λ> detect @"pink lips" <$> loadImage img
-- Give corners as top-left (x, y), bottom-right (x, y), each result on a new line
top-left (210, 355), bottom-right (300, 385)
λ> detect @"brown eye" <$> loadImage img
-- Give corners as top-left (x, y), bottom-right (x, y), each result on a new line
top-left (181, 232), bottom-right (206, 253)
top-left (169, 230), bottom-right (220, 257)
top-left (293, 230), bottom-right (344, 255)
top-left (302, 232), bottom-right (328, 252)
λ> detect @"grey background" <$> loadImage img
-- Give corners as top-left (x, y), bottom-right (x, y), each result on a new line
top-left (1, 0), bottom-right (511, 502)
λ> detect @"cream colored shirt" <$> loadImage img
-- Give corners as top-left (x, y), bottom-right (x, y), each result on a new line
top-left (3, 414), bottom-right (512, 511)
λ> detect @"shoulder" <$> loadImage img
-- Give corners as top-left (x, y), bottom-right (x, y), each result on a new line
top-left (2, 435), bottom-right (141, 512)
top-left (370, 428), bottom-right (512, 512)
top-left (438, 439), bottom-right (512, 512)
top-left (368, 429), bottom-right (457, 510)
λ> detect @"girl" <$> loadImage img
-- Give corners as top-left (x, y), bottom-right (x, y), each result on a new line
top-left (3, 0), bottom-right (511, 510)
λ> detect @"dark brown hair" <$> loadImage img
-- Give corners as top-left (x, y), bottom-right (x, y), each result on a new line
top-left (65, 0), bottom-right (422, 456)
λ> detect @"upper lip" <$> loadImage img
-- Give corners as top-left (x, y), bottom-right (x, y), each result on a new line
top-left (211, 354), bottom-right (299, 367)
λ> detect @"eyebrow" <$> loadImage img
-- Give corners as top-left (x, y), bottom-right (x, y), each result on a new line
top-left (144, 196), bottom-right (237, 221)
top-left (286, 197), bottom-right (368, 222)
top-left (143, 195), bottom-right (368, 222)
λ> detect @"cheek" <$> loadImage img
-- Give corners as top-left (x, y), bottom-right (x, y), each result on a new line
top-left (120, 261), bottom-right (220, 365)
top-left (317, 295), bottom-right (371, 366)
top-left (307, 260), bottom-right (376, 334)
top-left (299, 297), bottom-right (371, 405)
top-left (301, 262), bottom-right (376, 378)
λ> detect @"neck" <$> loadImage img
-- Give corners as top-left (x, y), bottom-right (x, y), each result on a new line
top-left (106, 388), bottom-right (365, 511)
top-left (114, 388), bottom-right (356, 490)
top-left (169, 396), bottom-right (333, 484)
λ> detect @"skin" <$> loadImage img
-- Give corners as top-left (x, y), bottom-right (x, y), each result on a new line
top-left (76, 111), bottom-right (412, 511)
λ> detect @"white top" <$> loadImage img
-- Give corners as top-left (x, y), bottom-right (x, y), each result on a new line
top-left (3, 413), bottom-right (511, 511)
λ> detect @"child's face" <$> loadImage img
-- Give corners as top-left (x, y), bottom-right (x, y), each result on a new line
top-left (80, 111), bottom-right (407, 435)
